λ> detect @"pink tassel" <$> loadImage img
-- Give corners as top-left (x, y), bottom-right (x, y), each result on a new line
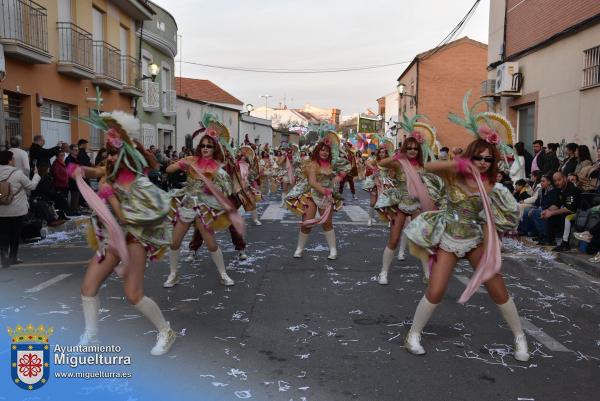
top-left (397, 157), bottom-right (436, 212)
top-left (74, 175), bottom-right (129, 275)
top-left (457, 164), bottom-right (501, 304)
top-left (189, 163), bottom-right (246, 238)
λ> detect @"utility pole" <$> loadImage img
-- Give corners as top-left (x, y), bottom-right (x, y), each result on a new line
top-left (259, 95), bottom-right (272, 120)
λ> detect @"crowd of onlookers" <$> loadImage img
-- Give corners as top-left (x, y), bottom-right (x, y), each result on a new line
top-left (1, 134), bottom-right (599, 267)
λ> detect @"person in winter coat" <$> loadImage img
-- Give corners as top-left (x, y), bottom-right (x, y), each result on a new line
top-left (29, 135), bottom-right (62, 170)
top-left (0, 150), bottom-right (41, 267)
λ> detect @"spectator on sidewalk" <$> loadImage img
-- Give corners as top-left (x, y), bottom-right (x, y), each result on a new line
top-left (521, 174), bottom-right (557, 240)
top-left (510, 144), bottom-right (526, 182)
top-left (94, 147), bottom-right (107, 167)
top-left (497, 171), bottom-right (514, 193)
top-left (0, 150), bottom-right (41, 267)
top-left (574, 145), bottom-right (594, 191)
top-left (31, 165), bottom-right (69, 223)
top-left (541, 171), bottom-right (581, 251)
top-left (65, 144), bottom-right (81, 215)
top-left (545, 143), bottom-right (560, 175)
top-left (574, 209), bottom-right (600, 262)
top-left (559, 143), bottom-right (579, 176)
top-left (77, 139), bottom-right (92, 167)
top-left (50, 152), bottom-right (69, 201)
top-left (8, 136), bottom-right (30, 178)
top-left (29, 135), bottom-right (62, 170)
top-left (515, 142), bottom-right (533, 177)
top-left (529, 170), bottom-right (543, 193)
top-left (579, 147), bottom-right (600, 192)
top-left (513, 179), bottom-right (531, 202)
top-left (531, 140), bottom-right (547, 175)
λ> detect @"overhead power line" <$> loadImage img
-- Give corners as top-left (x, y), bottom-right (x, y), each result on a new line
top-left (179, 60), bottom-right (413, 74)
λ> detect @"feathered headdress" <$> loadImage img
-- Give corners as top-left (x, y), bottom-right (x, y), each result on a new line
top-left (399, 113), bottom-right (436, 162)
top-left (191, 113), bottom-right (234, 156)
top-left (448, 90), bottom-right (515, 159)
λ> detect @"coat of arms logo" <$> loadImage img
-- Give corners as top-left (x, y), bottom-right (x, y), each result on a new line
top-left (7, 323), bottom-right (53, 390)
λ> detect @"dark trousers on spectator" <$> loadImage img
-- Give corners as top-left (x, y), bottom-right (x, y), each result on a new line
top-left (529, 208), bottom-right (548, 240)
top-left (588, 221), bottom-right (600, 252)
top-left (69, 189), bottom-right (80, 213)
top-left (339, 175), bottom-right (355, 194)
top-left (546, 215), bottom-right (565, 244)
top-left (519, 206), bottom-right (537, 235)
top-left (189, 225), bottom-right (246, 252)
top-left (0, 215), bottom-right (24, 265)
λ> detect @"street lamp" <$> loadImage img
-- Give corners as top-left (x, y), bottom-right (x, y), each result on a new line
top-left (141, 62), bottom-right (159, 82)
top-left (246, 104), bottom-right (254, 114)
top-left (259, 95), bottom-right (272, 120)
top-left (397, 82), bottom-right (417, 107)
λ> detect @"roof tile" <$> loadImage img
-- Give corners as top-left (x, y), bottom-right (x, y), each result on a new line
top-left (175, 77), bottom-right (243, 105)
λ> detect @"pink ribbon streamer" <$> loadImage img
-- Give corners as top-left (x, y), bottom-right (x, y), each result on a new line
top-left (72, 171), bottom-right (129, 275)
top-left (457, 163), bottom-right (502, 304)
top-left (397, 157), bottom-right (436, 212)
top-left (189, 162), bottom-right (246, 238)
top-left (286, 157), bottom-right (296, 186)
top-left (302, 194), bottom-right (333, 228)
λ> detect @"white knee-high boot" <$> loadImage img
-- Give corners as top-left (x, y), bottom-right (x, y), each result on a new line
top-left (210, 248), bottom-right (234, 286)
top-left (80, 295), bottom-right (100, 345)
top-left (378, 247), bottom-right (395, 285)
top-left (251, 209), bottom-right (262, 225)
top-left (497, 298), bottom-right (530, 361)
top-left (294, 232), bottom-right (309, 258)
top-left (324, 229), bottom-right (337, 260)
top-left (164, 249), bottom-right (180, 288)
top-left (280, 192), bottom-right (286, 207)
top-left (367, 207), bottom-right (373, 227)
top-left (405, 296), bottom-right (438, 355)
top-left (398, 231), bottom-right (408, 261)
top-left (134, 296), bottom-right (175, 356)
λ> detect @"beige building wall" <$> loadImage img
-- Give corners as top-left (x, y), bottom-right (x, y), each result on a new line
top-left (497, 23), bottom-right (600, 150)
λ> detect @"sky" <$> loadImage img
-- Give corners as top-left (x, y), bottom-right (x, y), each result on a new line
top-left (152, 0), bottom-right (490, 116)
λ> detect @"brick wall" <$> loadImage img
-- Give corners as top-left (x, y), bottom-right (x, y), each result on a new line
top-left (418, 39), bottom-right (488, 150)
top-left (506, 0), bottom-right (600, 57)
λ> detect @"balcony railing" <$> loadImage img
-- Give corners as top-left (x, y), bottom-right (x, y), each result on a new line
top-left (142, 80), bottom-right (160, 111)
top-left (119, 56), bottom-right (143, 96)
top-left (162, 89), bottom-right (176, 115)
top-left (57, 22), bottom-right (93, 77)
top-left (92, 40), bottom-right (121, 84)
top-left (0, 0), bottom-right (50, 62)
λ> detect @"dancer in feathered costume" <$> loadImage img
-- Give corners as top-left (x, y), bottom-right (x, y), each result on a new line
top-left (73, 110), bottom-right (175, 355)
top-left (236, 145), bottom-right (263, 226)
top-left (362, 140), bottom-right (394, 227)
top-left (259, 149), bottom-right (274, 194)
top-left (402, 91), bottom-right (530, 362)
top-left (274, 146), bottom-right (297, 207)
top-left (286, 132), bottom-right (351, 259)
top-left (374, 115), bottom-right (445, 285)
top-left (163, 114), bottom-right (245, 288)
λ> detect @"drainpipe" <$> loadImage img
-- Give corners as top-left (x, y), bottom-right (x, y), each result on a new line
top-left (133, 20), bottom-right (144, 117)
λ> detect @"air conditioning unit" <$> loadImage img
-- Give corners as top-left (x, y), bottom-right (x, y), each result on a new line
top-left (495, 62), bottom-right (522, 96)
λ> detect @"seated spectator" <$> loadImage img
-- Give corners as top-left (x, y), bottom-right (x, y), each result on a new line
top-left (540, 171), bottom-right (581, 251)
top-left (568, 173), bottom-right (579, 186)
top-left (31, 165), bottom-right (68, 224)
top-left (513, 179), bottom-right (530, 202)
top-left (577, 146), bottom-right (599, 192)
top-left (559, 142), bottom-right (579, 175)
top-left (496, 171), bottom-right (514, 193)
top-left (545, 143), bottom-right (560, 174)
top-left (50, 152), bottom-right (69, 202)
top-left (529, 170), bottom-right (543, 193)
top-left (574, 207), bottom-right (600, 262)
top-left (574, 145), bottom-right (592, 182)
top-left (520, 174), bottom-right (556, 238)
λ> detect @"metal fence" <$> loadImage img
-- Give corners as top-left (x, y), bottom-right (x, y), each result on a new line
top-left (57, 22), bottom-right (92, 70)
top-left (0, 0), bottom-right (48, 52)
top-left (92, 40), bottom-right (121, 82)
top-left (121, 55), bottom-right (140, 89)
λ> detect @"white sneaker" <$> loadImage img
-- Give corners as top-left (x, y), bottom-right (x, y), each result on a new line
top-left (352, 195), bottom-right (358, 200)
top-left (327, 249), bottom-right (337, 260)
top-left (220, 274), bottom-right (235, 286)
top-left (78, 332), bottom-right (100, 346)
top-left (404, 331), bottom-right (426, 355)
top-left (367, 218), bottom-right (372, 227)
top-left (253, 219), bottom-right (262, 226)
top-left (238, 251), bottom-right (248, 261)
top-left (514, 333), bottom-right (530, 362)
top-left (397, 251), bottom-right (405, 261)
top-left (293, 249), bottom-right (303, 258)
top-left (378, 272), bottom-right (389, 285)
top-left (163, 272), bottom-right (180, 288)
top-left (150, 326), bottom-right (176, 356)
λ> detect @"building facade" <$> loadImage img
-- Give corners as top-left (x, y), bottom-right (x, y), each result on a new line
top-left (396, 37), bottom-right (488, 150)
top-left (484, 0), bottom-right (600, 153)
top-left (135, 0), bottom-right (177, 151)
top-left (240, 114), bottom-right (273, 146)
top-left (0, 0), bottom-right (154, 150)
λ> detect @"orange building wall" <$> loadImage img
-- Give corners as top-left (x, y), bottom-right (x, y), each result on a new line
top-left (3, 58), bottom-right (133, 147)
top-left (418, 41), bottom-right (488, 150)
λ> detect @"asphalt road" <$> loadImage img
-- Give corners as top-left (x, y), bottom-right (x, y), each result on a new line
top-left (1, 190), bottom-right (599, 401)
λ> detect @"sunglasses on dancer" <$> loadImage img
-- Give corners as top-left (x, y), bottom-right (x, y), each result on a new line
top-left (199, 144), bottom-right (215, 149)
top-left (471, 155), bottom-right (495, 163)
top-left (406, 147), bottom-right (419, 151)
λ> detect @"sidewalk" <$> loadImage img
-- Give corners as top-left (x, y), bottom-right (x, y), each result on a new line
top-left (556, 251), bottom-right (600, 278)
top-left (47, 215), bottom-right (89, 234)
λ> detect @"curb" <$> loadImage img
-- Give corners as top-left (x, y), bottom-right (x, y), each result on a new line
top-left (556, 252), bottom-right (600, 278)
top-left (47, 216), bottom-right (89, 234)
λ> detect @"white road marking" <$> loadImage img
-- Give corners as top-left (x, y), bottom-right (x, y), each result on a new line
top-left (17, 260), bottom-right (90, 268)
top-left (280, 220), bottom-right (386, 226)
top-left (343, 205), bottom-right (370, 222)
top-left (455, 275), bottom-right (486, 293)
top-left (260, 202), bottom-right (287, 220)
top-left (520, 318), bottom-right (572, 352)
top-left (455, 274), bottom-right (572, 352)
top-left (25, 274), bottom-right (72, 293)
